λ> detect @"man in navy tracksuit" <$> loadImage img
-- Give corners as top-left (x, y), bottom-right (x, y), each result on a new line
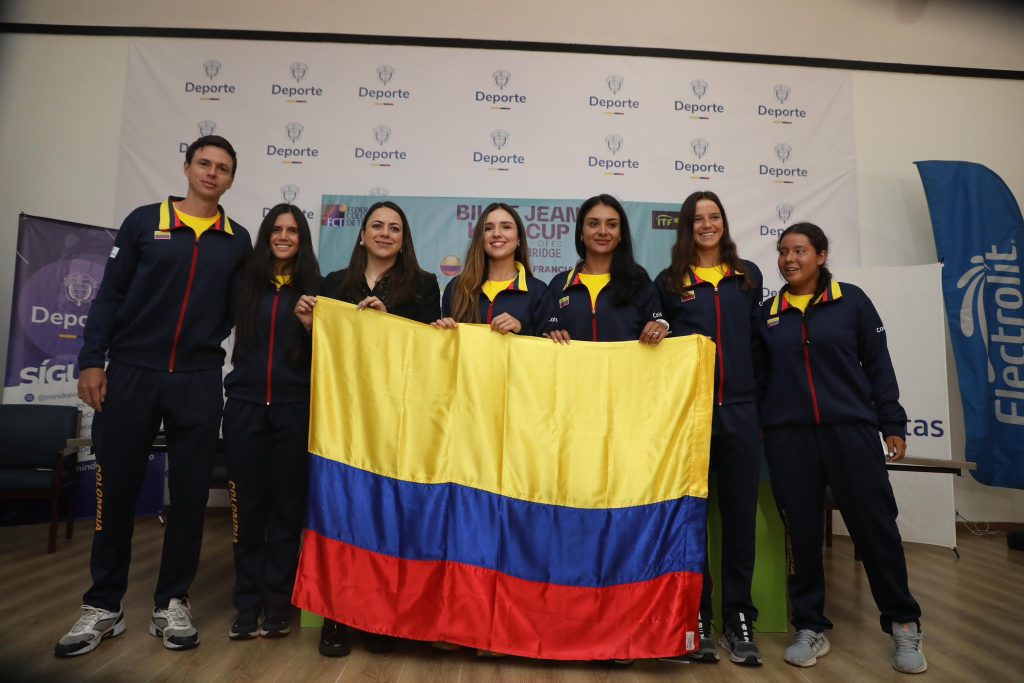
top-left (759, 276), bottom-right (923, 671)
top-left (56, 136), bottom-right (252, 658)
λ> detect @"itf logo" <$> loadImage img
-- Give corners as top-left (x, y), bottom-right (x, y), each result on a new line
top-left (589, 134), bottom-right (638, 174)
top-left (589, 74), bottom-right (639, 113)
top-left (355, 125), bottom-right (407, 165)
top-left (675, 138), bottom-right (725, 178)
top-left (957, 244), bottom-right (1024, 389)
top-left (272, 62), bottom-right (323, 102)
top-left (359, 65), bottom-right (410, 104)
top-left (473, 130), bottom-right (524, 171)
top-left (476, 69), bottom-right (526, 108)
top-left (267, 122), bottom-right (319, 163)
top-left (674, 77), bottom-right (724, 118)
top-left (759, 142), bottom-right (807, 182)
top-left (651, 211), bottom-right (681, 231)
top-left (758, 83), bottom-right (807, 122)
top-left (185, 59), bottom-right (236, 99)
top-left (760, 203), bottom-right (795, 238)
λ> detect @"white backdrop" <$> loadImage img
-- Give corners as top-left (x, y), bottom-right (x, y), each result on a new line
top-left (834, 264), bottom-right (955, 548)
top-left (116, 38), bottom-right (858, 289)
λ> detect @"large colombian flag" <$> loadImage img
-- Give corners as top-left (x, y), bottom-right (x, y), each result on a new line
top-left (293, 298), bottom-right (715, 660)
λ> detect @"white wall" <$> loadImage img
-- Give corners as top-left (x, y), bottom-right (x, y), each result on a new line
top-left (2, 1), bottom-right (1023, 521)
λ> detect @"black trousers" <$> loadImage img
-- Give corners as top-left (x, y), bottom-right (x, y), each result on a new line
top-left (223, 398), bottom-right (309, 613)
top-left (764, 423), bottom-right (921, 634)
top-left (85, 362), bottom-right (222, 612)
top-left (699, 401), bottom-right (760, 624)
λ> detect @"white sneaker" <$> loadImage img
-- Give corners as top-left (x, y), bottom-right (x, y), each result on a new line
top-left (891, 622), bottom-right (927, 674)
top-left (150, 597), bottom-right (199, 650)
top-left (54, 605), bottom-right (126, 658)
top-left (784, 629), bottom-right (830, 667)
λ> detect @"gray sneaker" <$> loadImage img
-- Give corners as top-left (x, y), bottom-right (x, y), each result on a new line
top-left (720, 613), bottom-right (762, 666)
top-left (891, 622), bottom-right (927, 674)
top-left (659, 614), bottom-right (718, 663)
top-left (150, 597), bottom-right (199, 650)
top-left (54, 605), bottom-right (126, 658)
top-left (784, 629), bottom-right (830, 667)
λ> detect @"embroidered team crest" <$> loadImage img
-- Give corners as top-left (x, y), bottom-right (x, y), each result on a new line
top-left (153, 231), bottom-right (171, 240)
top-left (680, 289), bottom-right (695, 303)
top-left (559, 296), bottom-right (570, 309)
top-left (767, 316), bottom-right (780, 328)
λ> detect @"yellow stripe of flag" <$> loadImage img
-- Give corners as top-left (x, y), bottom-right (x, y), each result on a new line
top-left (309, 298), bottom-right (714, 509)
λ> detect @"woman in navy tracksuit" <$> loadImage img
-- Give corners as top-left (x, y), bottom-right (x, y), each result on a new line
top-left (760, 223), bottom-right (925, 674)
top-left (654, 191), bottom-right (762, 666)
top-left (223, 203), bottom-right (319, 641)
top-left (543, 194), bottom-right (665, 345)
top-left (433, 202), bottom-right (548, 336)
top-left (294, 200), bottom-right (440, 657)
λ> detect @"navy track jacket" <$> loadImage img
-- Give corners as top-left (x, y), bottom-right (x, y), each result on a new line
top-left (758, 279), bottom-right (907, 438)
top-left (79, 197), bottom-right (252, 373)
top-left (224, 282), bottom-right (309, 405)
top-left (655, 259), bottom-right (763, 405)
top-left (543, 262), bottom-right (662, 342)
top-left (441, 264), bottom-right (549, 335)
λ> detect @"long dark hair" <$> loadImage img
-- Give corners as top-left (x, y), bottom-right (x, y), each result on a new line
top-left (574, 194), bottom-right (648, 306)
top-left (667, 190), bottom-right (754, 294)
top-left (777, 222), bottom-right (831, 300)
top-left (333, 201), bottom-right (429, 308)
top-left (450, 202), bottom-right (532, 323)
top-left (233, 203), bottom-right (319, 365)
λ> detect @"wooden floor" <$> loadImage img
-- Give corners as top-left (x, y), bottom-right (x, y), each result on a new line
top-left (1, 511), bottom-right (1021, 682)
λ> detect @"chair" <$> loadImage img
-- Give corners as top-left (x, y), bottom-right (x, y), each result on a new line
top-left (0, 404), bottom-right (81, 553)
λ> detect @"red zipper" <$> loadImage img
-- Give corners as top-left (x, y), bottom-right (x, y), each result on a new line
top-left (486, 299), bottom-right (495, 323)
top-left (714, 287), bottom-right (724, 405)
top-left (169, 240), bottom-right (199, 372)
top-left (801, 317), bottom-right (821, 424)
top-left (266, 289), bottom-right (280, 405)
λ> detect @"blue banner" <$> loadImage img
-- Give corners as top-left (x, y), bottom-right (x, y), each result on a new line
top-left (916, 161), bottom-right (1024, 490)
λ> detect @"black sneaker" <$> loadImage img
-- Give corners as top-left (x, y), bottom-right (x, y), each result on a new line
top-left (229, 611), bottom-right (259, 640)
top-left (259, 609), bottom-right (291, 638)
top-left (363, 631), bottom-right (395, 653)
top-left (681, 614), bottom-right (719, 663)
top-left (719, 613), bottom-right (762, 666)
top-left (319, 619), bottom-right (351, 657)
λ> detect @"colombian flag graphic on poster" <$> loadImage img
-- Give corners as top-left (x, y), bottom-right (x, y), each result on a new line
top-left (293, 298), bottom-right (714, 660)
